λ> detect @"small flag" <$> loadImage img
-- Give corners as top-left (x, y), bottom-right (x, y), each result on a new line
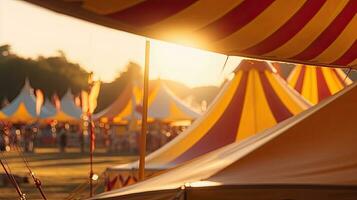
top-left (89, 81), bottom-right (101, 113)
top-left (52, 94), bottom-right (61, 111)
top-left (81, 91), bottom-right (89, 113)
top-left (35, 89), bottom-right (44, 116)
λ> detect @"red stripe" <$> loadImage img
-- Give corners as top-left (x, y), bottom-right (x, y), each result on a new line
top-left (196, 0), bottom-right (274, 41)
top-left (315, 67), bottom-right (332, 102)
top-left (333, 69), bottom-right (347, 87)
top-left (259, 72), bottom-right (293, 122)
top-left (292, 1), bottom-right (357, 60)
top-left (294, 66), bottom-right (306, 93)
top-left (242, 0), bottom-right (326, 55)
top-left (108, 0), bottom-right (197, 27)
top-left (171, 72), bottom-right (249, 165)
top-left (332, 41), bottom-right (357, 66)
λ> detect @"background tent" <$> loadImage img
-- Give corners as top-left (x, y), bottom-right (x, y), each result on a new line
top-left (287, 64), bottom-right (352, 104)
top-left (0, 111), bottom-right (7, 120)
top-left (1, 79), bottom-right (39, 122)
top-left (133, 80), bottom-right (201, 122)
top-left (93, 80), bottom-right (357, 200)
top-left (45, 90), bottom-right (82, 122)
top-left (104, 59), bottom-right (310, 190)
top-left (39, 99), bottom-right (57, 119)
top-left (25, 0), bottom-right (357, 68)
top-left (93, 82), bottom-right (141, 123)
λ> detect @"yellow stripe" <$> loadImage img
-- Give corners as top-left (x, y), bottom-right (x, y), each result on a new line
top-left (215, 0), bottom-right (306, 52)
top-left (321, 67), bottom-right (343, 94)
top-left (83, 0), bottom-right (145, 14)
top-left (287, 64), bottom-right (302, 87)
top-left (168, 101), bottom-right (192, 121)
top-left (313, 14), bottom-right (357, 63)
top-left (9, 103), bottom-right (34, 122)
top-left (112, 101), bottom-right (133, 122)
top-left (148, 71), bottom-right (243, 164)
top-left (148, 0), bottom-right (244, 33)
top-left (236, 70), bottom-right (276, 141)
top-left (0, 112), bottom-right (6, 119)
top-left (52, 111), bottom-right (77, 122)
top-left (265, 71), bottom-right (305, 114)
top-left (301, 66), bottom-right (318, 104)
top-left (265, 0), bottom-right (349, 58)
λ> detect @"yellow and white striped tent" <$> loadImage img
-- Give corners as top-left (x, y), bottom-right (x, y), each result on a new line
top-left (104, 59), bottom-right (311, 190)
top-left (133, 80), bottom-right (201, 123)
top-left (94, 82), bottom-right (142, 124)
top-left (287, 65), bottom-right (352, 104)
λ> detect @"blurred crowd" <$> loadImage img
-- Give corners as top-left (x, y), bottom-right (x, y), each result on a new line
top-left (0, 121), bottom-right (187, 154)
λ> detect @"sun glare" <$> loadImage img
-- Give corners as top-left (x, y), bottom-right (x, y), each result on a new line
top-left (0, 0), bottom-right (242, 87)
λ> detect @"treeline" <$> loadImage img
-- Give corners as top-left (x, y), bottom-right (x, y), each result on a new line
top-left (0, 44), bottom-right (142, 112)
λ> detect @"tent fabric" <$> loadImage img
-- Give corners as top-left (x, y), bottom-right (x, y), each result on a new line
top-left (105, 59), bottom-right (310, 189)
top-left (39, 99), bottom-right (57, 118)
top-left (46, 90), bottom-right (82, 121)
top-left (93, 83), bottom-right (142, 123)
top-left (25, 0), bottom-right (357, 68)
top-left (93, 81), bottom-right (357, 200)
top-left (137, 81), bottom-right (201, 122)
top-left (1, 80), bottom-right (38, 122)
top-left (287, 64), bottom-right (352, 104)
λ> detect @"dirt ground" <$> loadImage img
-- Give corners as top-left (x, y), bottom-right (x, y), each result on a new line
top-left (0, 147), bottom-right (136, 200)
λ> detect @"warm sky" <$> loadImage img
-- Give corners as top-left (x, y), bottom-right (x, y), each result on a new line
top-left (0, 0), bottom-right (242, 87)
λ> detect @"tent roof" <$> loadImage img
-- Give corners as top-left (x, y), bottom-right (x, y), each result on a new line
top-left (109, 59), bottom-right (310, 171)
top-left (93, 82), bottom-right (141, 123)
top-left (59, 90), bottom-right (82, 119)
top-left (137, 81), bottom-right (201, 122)
top-left (287, 64), bottom-right (353, 104)
top-left (25, 0), bottom-right (357, 68)
top-left (39, 99), bottom-right (57, 118)
top-left (1, 79), bottom-right (37, 122)
top-left (94, 79), bottom-right (357, 200)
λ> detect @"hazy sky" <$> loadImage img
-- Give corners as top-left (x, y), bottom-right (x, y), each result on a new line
top-left (0, 0), bottom-right (242, 87)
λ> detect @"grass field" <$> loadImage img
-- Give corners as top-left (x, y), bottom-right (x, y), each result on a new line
top-left (0, 147), bottom-right (136, 200)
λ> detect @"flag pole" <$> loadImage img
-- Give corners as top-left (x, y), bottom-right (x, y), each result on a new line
top-left (87, 72), bottom-right (95, 197)
top-left (139, 40), bottom-right (150, 181)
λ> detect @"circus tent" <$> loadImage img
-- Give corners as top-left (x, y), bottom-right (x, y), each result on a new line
top-left (39, 99), bottom-right (57, 119)
top-left (135, 80), bottom-right (201, 122)
top-left (104, 59), bottom-right (310, 190)
top-left (93, 80), bottom-right (357, 200)
top-left (44, 90), bottom-right (82, 122)
top-left (287, 64), bottom-right (352, 104)
top-left (95, 81), bottom-right (200, 124)
top-left (0, 79), bottom-right (40, 122)
top-left (93, 83), bottom-right (141, 123)
top-left (25, 0), bottom-right (357, 68)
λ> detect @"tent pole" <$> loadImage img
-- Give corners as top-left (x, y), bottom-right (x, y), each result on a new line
top-left (139, 40), bottom-right (150, 181)
top-left (87, 72), bottom-right (95, 197)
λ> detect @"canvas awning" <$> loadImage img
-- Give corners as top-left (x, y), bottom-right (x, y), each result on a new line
top-left (24, 0), bottom-right (357, 68)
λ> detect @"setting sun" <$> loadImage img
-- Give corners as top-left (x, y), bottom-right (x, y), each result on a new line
top-left (0, 0), bottom-right (241, 87)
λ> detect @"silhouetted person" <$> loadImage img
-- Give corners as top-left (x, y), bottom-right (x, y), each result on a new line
top-left (24, 126), bottom-right (34, 152)
top-left (59, 129), bottom-right (67, 153)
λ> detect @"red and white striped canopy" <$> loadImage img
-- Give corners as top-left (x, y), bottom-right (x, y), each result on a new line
top-left (25, 0), bottom-right (357, 68)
